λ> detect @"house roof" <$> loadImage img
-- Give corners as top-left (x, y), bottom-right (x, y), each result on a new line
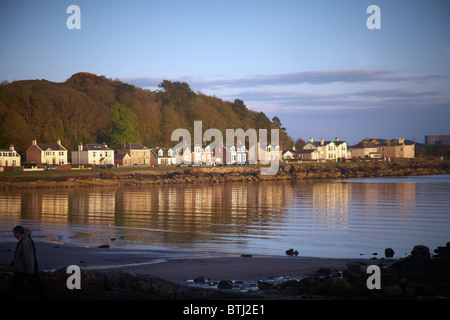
top-left (37, 143), bottom-right (67, 151)
top-left (115, 153), bottom-right (130, 160)
top-left (118, 143), bottom-right (149, 150)
top-left (81, 144), bottom-right (112, 151)
top-left (151, 148), bottom-right (174, 158)
top-left (306, 140), bottom-right (347, 148)
top-left (296, 149), bottom-right (318, 154)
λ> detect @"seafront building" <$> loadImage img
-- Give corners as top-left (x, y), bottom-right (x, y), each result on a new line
top-left (302, 137), bottom-right (350, 161)
top-left (350, 137), bottom-right (415, 159)
top-left (26, 139), bottom-right (68, 165)
top-left (71, 142), bottom-right (114, 166)
top-left (0, 145), bottom-right (21, 167)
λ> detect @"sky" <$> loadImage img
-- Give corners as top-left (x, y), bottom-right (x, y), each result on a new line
top-left (1, 0), bottom-right (449, 145)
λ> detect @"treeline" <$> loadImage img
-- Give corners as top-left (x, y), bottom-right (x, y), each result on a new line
top-left (0, 73), bottom-right (293, 154)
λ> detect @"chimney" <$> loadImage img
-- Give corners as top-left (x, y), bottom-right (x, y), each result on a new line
top-left (9, 144), bottom-right (14, 151)
top-left (335, 137), bottom-right (338, 142)
top-left (32, 139), bottom-right (37, 145)
top-left (57, 138), bottom-right (61, 145)
top-left (292, 145), bottom-right (296, 151)
top-left (79, 142), bottom-right (83, 151)
top-left (309, 137), bottom-right (313, 143)
top-left (321, 137), bottom-right (324, 145)
top-left (398, 137), bottom-right (405, 144)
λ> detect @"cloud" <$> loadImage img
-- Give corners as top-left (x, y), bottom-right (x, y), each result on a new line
top-left (122, 69), bottom-right (449, 92)
top-left (227, 88), bottom-right (450, 112)
top-left (120, 70), bottom-right (450, 112)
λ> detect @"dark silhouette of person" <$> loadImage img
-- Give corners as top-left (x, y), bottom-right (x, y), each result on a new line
top-left (7, 225), bottom-right (49, 300)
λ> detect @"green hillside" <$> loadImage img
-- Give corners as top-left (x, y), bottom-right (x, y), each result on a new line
top-left (0, 73), bottom-right (292, 155)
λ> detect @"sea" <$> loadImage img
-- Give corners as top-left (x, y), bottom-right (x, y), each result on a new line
top-left (1, 174), bottom-right (449, 259)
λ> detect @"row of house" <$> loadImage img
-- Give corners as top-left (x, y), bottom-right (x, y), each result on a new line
top-left (282, 137), bottom-right (415, 161)
top-left (0, 135), bottom-right (415, 168)
top-left (0, 139), bottom-right (283, 168)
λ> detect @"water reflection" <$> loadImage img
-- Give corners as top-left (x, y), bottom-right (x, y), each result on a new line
top-left (0, 175), bottom-right (448, 258)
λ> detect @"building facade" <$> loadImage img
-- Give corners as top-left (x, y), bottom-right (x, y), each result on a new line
top-left (0, 145), bottom-right (21, 167)
top-left (117, 143), bottom-right (151, 165)
top-left (350, 137), bottom-right (415, 159)
top-left (150, 148), bottom-right (176, 165)
top-left (303, 137), bottom-right (349, 161)
top-left (71, 143), bottom-right (114, 165)
top-left (26, 139), bottom-right (68, 165)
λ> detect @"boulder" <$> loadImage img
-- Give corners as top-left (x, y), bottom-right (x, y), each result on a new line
top-left (411, 245), bottom-right (430, 258)
top-left (218, 280), bottom-right (233, 289)
top-left (385, 248), bottom-right (395, 257)
top-left (383, 285), bottom-right (402, 296)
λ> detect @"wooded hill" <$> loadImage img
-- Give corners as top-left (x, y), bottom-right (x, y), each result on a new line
top-left (0, 72), bottom-right (293, 154)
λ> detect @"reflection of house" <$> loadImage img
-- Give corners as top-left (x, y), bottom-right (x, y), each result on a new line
top-left (114, 153), bottom-right (131, 166)
top-left (0, 145), bottom-right (21, 167)
top-left (117, 143), bottom-right (150, 165)
top-left (150, 148), bottom-right (176, 165)
top-left (350, 137), bottom-right (415, 159)
top-left (303, 137), bottom-right (349, 161)
top-left (71, 142), bottom-right (114, 165)
top-left (26, 139), bottom-right (68, 165)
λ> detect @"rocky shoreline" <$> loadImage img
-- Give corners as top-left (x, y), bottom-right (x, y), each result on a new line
top-left (1, 160), bottom-right (449, 190)
top-left (1, 242), bottom-right (448, 300)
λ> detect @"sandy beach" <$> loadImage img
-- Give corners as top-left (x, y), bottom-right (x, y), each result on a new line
top-left (0, 240), bottom-right (371, 285)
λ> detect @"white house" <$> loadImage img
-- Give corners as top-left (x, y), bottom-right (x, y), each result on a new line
top-left (150, 148), bottom-right (176, 165)
top-left (0, 145), bottom-right (21, 167)
top-left (303, 137), bottom-right (349, 161)
top-left (71, 142), bottom-right (114, 166)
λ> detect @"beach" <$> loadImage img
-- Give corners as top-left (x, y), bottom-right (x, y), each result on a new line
top-left (0, 240), bottom-right (369, 285)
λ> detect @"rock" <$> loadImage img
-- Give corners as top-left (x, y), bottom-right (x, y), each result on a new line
top-left (98, 244), bottom-right (110, 248)
top-left (385, 248), bottom-right (395, 257)
top-left (299, 277), bottom-right (320, 294)
top-left (193, 276), bottom-right (205, 283)
top-left (285, 248), bottom-right (298, 256)
top-left (218, 280), bottom-right (233, 289)
top-left (317, 267), bottom-right (331, 274)
top-left (347, 263), bottom-right (361, 273)
top-left (411, 245), bottom-right (430, 258)
top-left (383, 285), bottom-right (402, 296)
top-left (320, 277), bottom-right (353, 296)
top-left (257, 281), bottom-right (278, 291)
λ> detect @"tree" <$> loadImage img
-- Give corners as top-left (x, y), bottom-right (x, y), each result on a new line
top-left (255, 112), bottom-right (272, 130)
top-left (232, 99), bottom-right (247, 118)
top-left (156, 80), bottom-right (195, 108)
top-left (272, 116), bottom-right (286, 132)
top-left (108, 103), bottom-right (139, 149)
top-left (295, 138), bottom-right (306, 150)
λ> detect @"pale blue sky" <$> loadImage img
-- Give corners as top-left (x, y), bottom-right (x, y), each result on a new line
top-left (1, 0), bottom-right (449, 144)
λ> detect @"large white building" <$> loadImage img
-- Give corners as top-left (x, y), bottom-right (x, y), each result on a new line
top-left (303, 137), bottom-right (350, 160)
top-left (71, 143), bottom-right (114, 166)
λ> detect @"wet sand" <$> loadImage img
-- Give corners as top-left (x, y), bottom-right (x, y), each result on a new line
top-left (0, 240), bottom-right (372, 285)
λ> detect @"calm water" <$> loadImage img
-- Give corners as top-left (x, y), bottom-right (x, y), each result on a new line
top-left (0, 175), bottom-right (449, 258)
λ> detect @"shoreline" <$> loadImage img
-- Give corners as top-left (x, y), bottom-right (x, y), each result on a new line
top-left (0, 240), bottom-right (372, 284)
top-left (1, 240), bottom-right (449, 300)
top-left (1, 160), bottom-right (449, 190)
